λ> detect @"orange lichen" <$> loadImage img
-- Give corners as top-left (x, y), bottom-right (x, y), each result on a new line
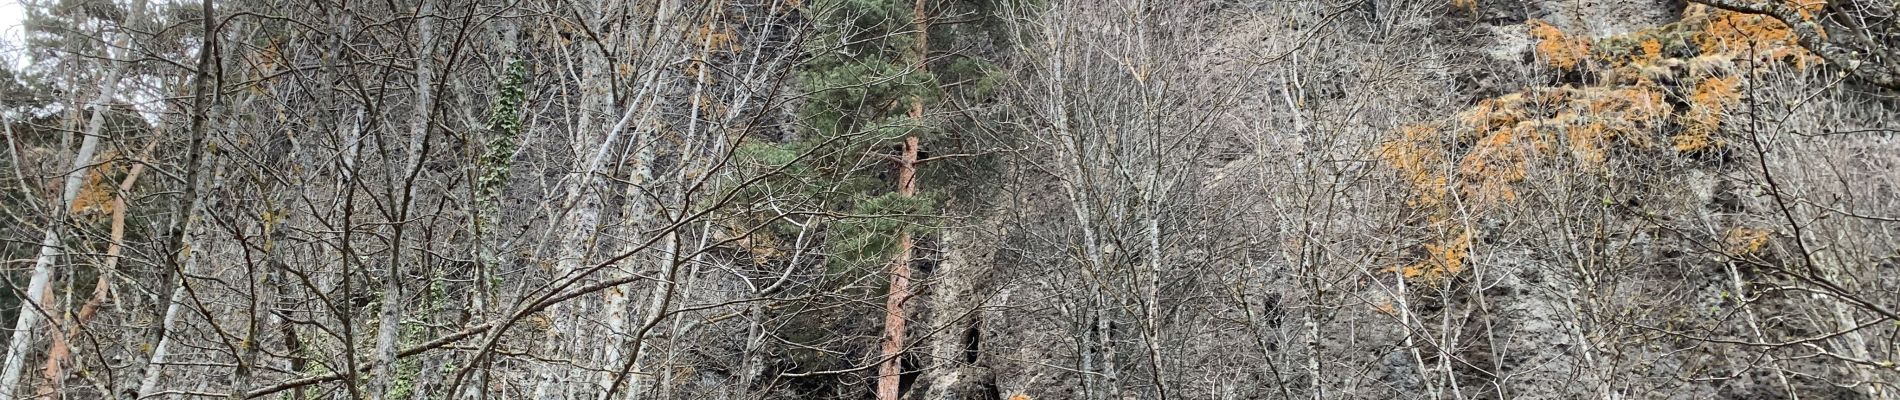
top-left (1692, 75), bottom-right (1742, 109)
top-left (1785, 0), bottom-right (1825, 20)
top-left (1589, 85), bottom-right (1669, 123)
top-left (1567, 122), bottom-right (1613, 164)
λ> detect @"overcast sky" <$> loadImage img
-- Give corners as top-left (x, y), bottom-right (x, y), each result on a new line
top-left (1, 0), bottom-right (24, 68)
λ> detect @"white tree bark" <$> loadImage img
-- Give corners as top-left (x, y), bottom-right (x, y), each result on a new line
top-left (0, 48), bottom-right (128, 400)
top-left (135, 255), bottom-right (199, 398)
top-left (368, 0), bottom-right (437, 397)
top-left (137, 115), bottom-right (237, 398)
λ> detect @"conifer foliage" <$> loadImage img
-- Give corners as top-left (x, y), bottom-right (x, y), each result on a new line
top-left (0, 0), bottom-right (1893, 398)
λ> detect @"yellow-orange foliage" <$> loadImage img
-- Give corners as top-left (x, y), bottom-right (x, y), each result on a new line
top-left (68, 150), bottom-right (120, 216)
top-left (1700, 16), bottom-right (1801, 66)
top-left (1724, 227), bottom-right (1772, 255)
top-left (696, 23), bottom-right (741, 54)
top-left (1526, 6), bottom-right (1817, 80)
top-left (1378, 124), bottom-right (1452, 208)
top-left (1379, 83), bottom-right (1678, 281)
top-left (1398, 229), bottom-right (1473, 281)
top-left (1381, 7), bottom-right (1815, 282)
top-left (1452, 0), bottom-right (1477, 13)
top-left (1375, 301), bottom-right (1401, 316)
top-left (1639, 38), bottom-right (1664, 63)
top-left (1531, 20), bottom-right (1592, 70)
top-left (1677, 75), bottom-right (1742, 151)
top-left (1383, 83), bottom-right (1666, 208)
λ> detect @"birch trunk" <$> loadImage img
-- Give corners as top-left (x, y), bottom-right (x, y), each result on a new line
top-left (600, 2), bottom-right (691, 397)
top-left (35, 136), bottom-right (157, 397)
top-left (136, 115), bottom-right (236, 398)
top-left (0, 28), bottom-right (133, 400)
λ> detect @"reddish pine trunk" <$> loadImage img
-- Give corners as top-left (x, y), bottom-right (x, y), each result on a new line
top-left (879, 136), bottom-right (920, 400)
top-left (879, 2), bottom-right (928, 399)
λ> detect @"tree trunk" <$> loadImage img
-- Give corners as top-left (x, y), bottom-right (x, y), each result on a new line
top-left (369, 1), bottom-right (436, 397)
top-left (878, 136), bottom-right (920, 400)
top-left (0, 30), bottom-right (133, 400)
top-left (36, 134), bottom-right (160, 397)
top-left (879, 3), bottom-right (929, 398)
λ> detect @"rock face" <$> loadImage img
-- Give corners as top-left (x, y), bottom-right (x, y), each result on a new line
top-left (1536, 0), bottom-right (1681, 36)
top-left (915, 1), bottom-right (1900, 399)
top-left (5, 0), bottom-right (1894, 398)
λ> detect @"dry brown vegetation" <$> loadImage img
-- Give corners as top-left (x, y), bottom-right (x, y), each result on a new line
top-left (0, 0), bottom-right (1896, 398)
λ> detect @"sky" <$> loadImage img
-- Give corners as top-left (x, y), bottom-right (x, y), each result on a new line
top-left (0, 0), bottom-right (24, 68)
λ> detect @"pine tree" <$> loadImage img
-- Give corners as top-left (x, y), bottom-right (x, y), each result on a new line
top-left (747, 0), bottom-right (1001, 397)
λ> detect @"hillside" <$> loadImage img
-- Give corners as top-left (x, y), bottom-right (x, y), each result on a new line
top-left (0, 0), bottom-right (1896, 399)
